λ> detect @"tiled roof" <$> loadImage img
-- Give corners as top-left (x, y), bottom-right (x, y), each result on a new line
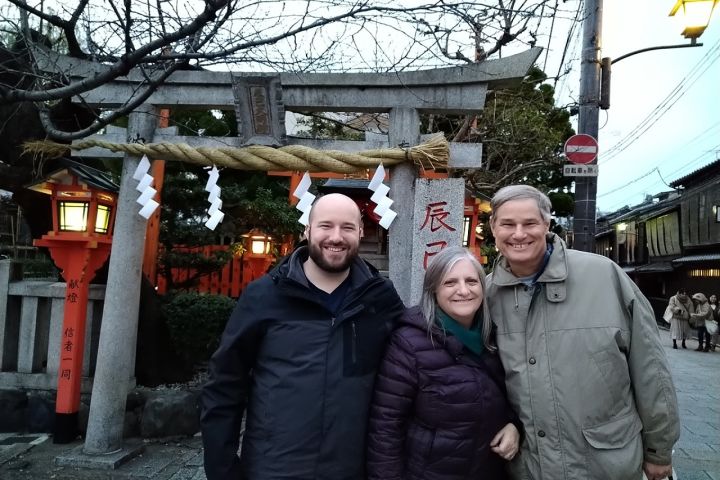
top-left (669, 159), bottom-right (720, 188)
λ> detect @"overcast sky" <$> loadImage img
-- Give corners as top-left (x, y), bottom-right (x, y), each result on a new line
top-left (553, 0), bottom-right (720, 214)
top-left (6, 0), bottom-right (717, 216)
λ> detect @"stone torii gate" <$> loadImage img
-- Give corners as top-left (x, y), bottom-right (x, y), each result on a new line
top-left (34, 47), bottom-right (540, 461)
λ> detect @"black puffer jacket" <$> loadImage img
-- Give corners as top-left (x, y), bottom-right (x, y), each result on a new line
top-left (367, 306), bottom-right (517, 480)
top-left (200, 247), bottom-right (404, 480)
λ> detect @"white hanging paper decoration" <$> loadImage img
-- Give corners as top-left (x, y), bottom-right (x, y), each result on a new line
top-left (204, 166), bottom-right (225, 230)
top-left (292, 172), bottom-right (315, 226)
top-left (132, 155), bottom-right (159, 219)
top-left (367, 164), bottom-right (397, 229)
top-left (132, 155), bottom-right (151, 181)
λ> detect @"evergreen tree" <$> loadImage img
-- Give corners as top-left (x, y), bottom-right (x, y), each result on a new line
top-left (158, 109), bottom-right (302, 290)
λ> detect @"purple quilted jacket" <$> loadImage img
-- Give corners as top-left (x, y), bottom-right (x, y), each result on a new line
top-left (367, 306), bottom-right (516, 480)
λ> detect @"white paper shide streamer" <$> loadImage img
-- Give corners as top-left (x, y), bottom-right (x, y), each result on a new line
top-left (292, 172), bottom-right (315, 226)
top-left (204, 165), bottom-right (225, 230)
top-left (132, 155), bottom-right (159, 219)
top-left (367, 164), bottom-right (397, 229)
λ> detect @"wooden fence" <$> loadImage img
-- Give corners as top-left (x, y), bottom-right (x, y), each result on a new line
top-left (156, 245), bottom-right (245, 297)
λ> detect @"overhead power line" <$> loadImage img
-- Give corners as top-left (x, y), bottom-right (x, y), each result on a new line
top-left (602, 143), bottom-right (720, 211)
top-left (597, 167), bottom-right (659, 198)
top-left (599, 38), bottom-right (720, 165)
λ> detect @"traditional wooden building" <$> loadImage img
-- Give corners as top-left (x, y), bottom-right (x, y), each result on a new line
top-left (669, 159), bottom-right (720, 295)
top-left (595, 159), bottom-right (720, 320)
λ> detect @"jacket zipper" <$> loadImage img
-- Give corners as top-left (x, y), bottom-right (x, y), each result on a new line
top-left (351, 321), bottom-right (357, 364)
top-left (278, 277), bottom-right (380, 326)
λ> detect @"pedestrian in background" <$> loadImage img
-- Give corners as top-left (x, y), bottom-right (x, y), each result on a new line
top-left (691, 293), bottom-right (713, 352)
top-left (708, 294), bottom-right (719, 351)
top-left (367, 246), bottom-right (520, 480)
top-left (486, 184), bottom-right (679, 480)
top-left (200, 193), bottom-right (404, 480)
top-left (667, 289), bottom-right (694, 349)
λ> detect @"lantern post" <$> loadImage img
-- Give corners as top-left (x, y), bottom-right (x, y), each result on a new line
top-left (28, 162), bottom-right (118, 443)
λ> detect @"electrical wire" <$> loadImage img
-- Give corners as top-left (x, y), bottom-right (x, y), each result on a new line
top-left (599, 38), bottom-right (720, 165)
top-left (597, 121), bottom-right (720, 200)
top-left (601, 144), bottom-right (720, 211)
top-left (598, 167), bottom-right (659, 198)
top-left (542, 0), bottom-right (559, 73)
top-left (553, 0), bottom-right (583, 90)
top-left (600, 49), bottom-right (720, 166)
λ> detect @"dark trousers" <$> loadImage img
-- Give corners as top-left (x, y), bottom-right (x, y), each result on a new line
top-left (697, 326), bottom-right (709, 348)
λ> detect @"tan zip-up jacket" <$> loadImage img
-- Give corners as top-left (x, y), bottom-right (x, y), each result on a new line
top-left (486, 234), bottom-right (680, 480)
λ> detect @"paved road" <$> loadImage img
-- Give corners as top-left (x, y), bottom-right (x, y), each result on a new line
top-left (662, 328), bottom-right (720, 480)
top-left (1, 329), bottom-right (718, 479)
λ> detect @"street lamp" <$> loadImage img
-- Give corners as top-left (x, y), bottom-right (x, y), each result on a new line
top-left (669, 0), bottom-right (718, 40)
top-left (26, 160), bottom-right (118, 444)
top-left (573, 0), bottom-right (717, 252)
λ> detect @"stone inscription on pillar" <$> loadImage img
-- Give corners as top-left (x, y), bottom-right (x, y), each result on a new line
top-left (408, 178), bottom-right (465, 304)
top-left (232, 75), bottom-right (286, 146)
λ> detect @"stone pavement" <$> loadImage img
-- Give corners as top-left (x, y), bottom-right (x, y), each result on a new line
top-left (0, 328), bottom-right (718, 479)
top-left (664, 328), bottom-right (720, 480)
top-left (0, 434), bottom-right (207, 480)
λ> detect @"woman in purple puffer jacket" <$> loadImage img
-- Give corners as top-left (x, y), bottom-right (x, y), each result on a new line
top-left (367, 246), bottom-right (521, 480)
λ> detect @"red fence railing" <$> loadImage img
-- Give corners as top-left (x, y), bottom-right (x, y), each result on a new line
top-left (156, 245), bottom-right (244, 297)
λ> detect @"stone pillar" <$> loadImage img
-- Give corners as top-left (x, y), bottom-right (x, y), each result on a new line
top-left (409, 178), bottom-right (465, 303)
top-left (84, 105), bottom-right (157, 454)
top-left (0, 260), bottom-right (13, 370)
top-left (387, 109), bottom-right (467, 306)
top-left (388, 107), bottom-right (420, 306)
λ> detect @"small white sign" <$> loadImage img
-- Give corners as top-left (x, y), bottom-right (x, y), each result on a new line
top-left (298, 209), bottom-right (310, 226)
top-left (205, 209), bottom-right (225, 230)
top-left (208, 197), bottom-right (223, 215)
top-left (368, 164), bottom-right (386, 191)
top-left (138, 199), bottom-right (159, 219)
top-left (296, 192), bottom-right (316, 212)
top-left (379, 210), bottom-right (397, 230)
top-left (205, 166), bottom-right (220, 192)
top-left (563, 164), bottom-right (599, 177)
top-left (370, 183), bottom-right (390, 203)
top-left (374, 196), bottom-right (394, 216)
top-left (293, 172), bottom-right (312, 199)
top-left (207, 185), bottom-right (221, 203)
top-left (136, 186), bottom-right (156, 205)
top-left (132, 155), bottom-right (151, 181)
top-left (136, 173), bottom-right (154, 192)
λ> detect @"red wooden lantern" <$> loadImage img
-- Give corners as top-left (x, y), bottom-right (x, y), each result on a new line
top-left (27, 161), bottom-right (118, 443)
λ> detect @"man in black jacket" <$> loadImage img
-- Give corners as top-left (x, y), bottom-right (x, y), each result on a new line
top-left (200, 193), bottom-right (405, 480)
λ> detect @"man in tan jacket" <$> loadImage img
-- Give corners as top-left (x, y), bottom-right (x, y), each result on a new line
top-left (486, 185), bottom-right (680, 480)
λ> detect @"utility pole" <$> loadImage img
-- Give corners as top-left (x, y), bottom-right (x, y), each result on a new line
top-left (573, 0), bottom-right (603, 252)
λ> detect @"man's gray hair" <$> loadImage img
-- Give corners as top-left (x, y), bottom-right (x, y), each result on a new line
top-left (420, 246), bottom-right (495, 351)
top-left (490, 184), bottom-right (552, 224)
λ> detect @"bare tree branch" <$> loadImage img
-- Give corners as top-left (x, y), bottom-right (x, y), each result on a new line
top-left (38, 62), bottom-right (182, 140)
top-left (0, 0), bottom-right (233, 104)
top-left (1, 0), bottom-right (557, 140)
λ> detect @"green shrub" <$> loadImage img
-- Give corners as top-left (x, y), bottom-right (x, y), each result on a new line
top-left (16, 257), bottom-right (59, 279)
top-left (161, 292), bottom-right (235, 366)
